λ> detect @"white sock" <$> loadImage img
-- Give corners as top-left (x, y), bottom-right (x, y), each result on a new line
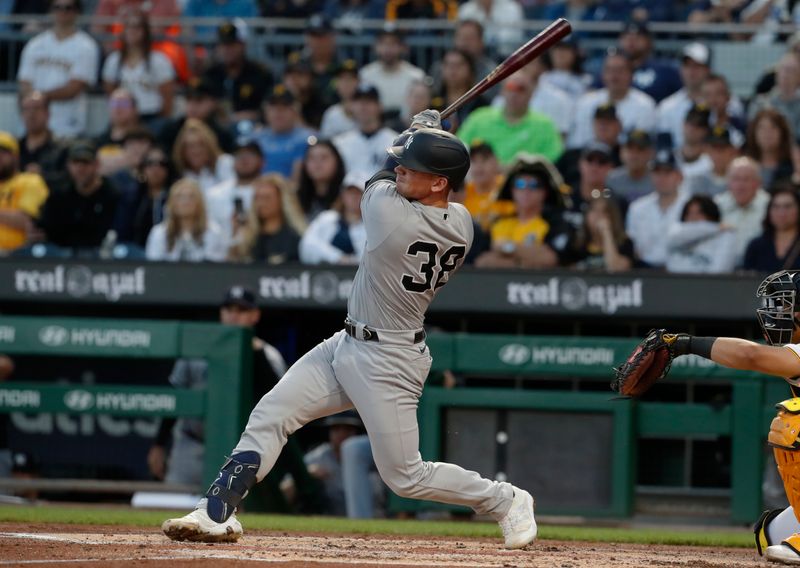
top-left (768, 507), bottom-right (800, 544)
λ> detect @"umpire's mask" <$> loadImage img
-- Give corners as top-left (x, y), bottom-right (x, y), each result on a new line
top-left (757, 270), bottom-right (800, 346)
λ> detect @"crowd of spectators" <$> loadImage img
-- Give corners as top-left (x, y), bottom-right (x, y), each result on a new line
top-left (3, 0), bottom-right (800, 274)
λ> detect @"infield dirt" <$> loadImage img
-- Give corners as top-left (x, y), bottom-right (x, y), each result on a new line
top-left (0, 522), bottom-right (762, 567)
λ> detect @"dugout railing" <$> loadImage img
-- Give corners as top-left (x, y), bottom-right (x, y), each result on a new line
top-left (0, 315), bottom-right (253, 494)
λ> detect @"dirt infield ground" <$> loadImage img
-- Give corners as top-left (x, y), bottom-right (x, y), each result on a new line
top-left (0, 522), bottom-right (764, 567)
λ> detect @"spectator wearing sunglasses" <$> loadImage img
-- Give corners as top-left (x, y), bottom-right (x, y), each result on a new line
top-left (475, 154), bottom-right (572, 269)
top-left (17, 0), bottom-right (99, 138)
top-left (132, 146), bottom-right (176, 247)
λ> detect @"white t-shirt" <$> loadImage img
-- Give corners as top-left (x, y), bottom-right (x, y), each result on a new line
top-left (656, 88), bottom-right (746, 149)
top-left (145, 222), bottom-right (228, 262)
top-left (18, 29), bottom-right (99, 137)
top-left (101, 50), bottom-right (175, 116)
top-left (333, 127), bottom-right (398, 175)
top-left (359, 61), bottom-right (425, 114)
top-left (299, 210), bottom-right (366, 264)
top-left (714, 188), bottom-right (770, 266)
top-left (205, 178), bottom-right (255, 239)
top-left (320, 104), bottom-right (357, 140)
top-left (625, 188), bottom-right (689, 267)
top-left (181, 154), bottom-right (236, 196)
top-left (568, 87), bottom-right (656, 149)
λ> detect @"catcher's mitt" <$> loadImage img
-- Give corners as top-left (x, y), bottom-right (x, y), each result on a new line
top-left (611, 329), bottom-right (686, 397)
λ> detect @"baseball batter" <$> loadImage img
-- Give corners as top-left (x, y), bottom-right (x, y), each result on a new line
top-left (162, 111), bottom-right (538, 550)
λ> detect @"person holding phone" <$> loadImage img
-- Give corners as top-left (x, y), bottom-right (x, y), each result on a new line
top-left (206, 141), bottom-right (265, 239)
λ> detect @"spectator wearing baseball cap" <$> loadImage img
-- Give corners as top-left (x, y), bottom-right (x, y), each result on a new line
top-left (287, 15), bottom-right (341, 108)
top-left (359, 22), bottom-right (426, 118)
top-left (700, 74), bottom-right (745, 149)
top-left (38, 139), bottom-right (121, 251)
top-left (282, 55), bottom-right (327, 130)
top-left (568, 141), bottom-right (617, 218)
top-left (686, 125), bottom-right (739, 197)
top-left (158, 77), bottom-right (235, 155)
top-left (298, 411), bottom-right (386, 518)
top-left (607, 129), bottom-right (656, 204)
top-left (617, 19), bottom-right (681, 103)
top-left (202, 19), bottom-right (274, 125)
top-left (320, 60), bottom-right (360, 139)
top-left (333, 84), bottom-right (398, 175)
top-left (475, 153), bottom-right (573, 270)
top-left (300, 170), bottom-right (368, 265)
top-left (625, 148), bottom-right (689, 268)
top-left (0, 131), bottom-right (49, 253)
top-left (568, 50), bottom-right (656, 150)
top-left (251, 85), bottom-right (315, 180)
top-left (656, 42), bottom-right (745, 150)
top-left (676, 103), bottom-right (713, 180)
top-left (557, 103), bottom-right (621, 189)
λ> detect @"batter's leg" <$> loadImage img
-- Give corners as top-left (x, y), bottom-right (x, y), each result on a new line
top-left (333, 337), bottom-right (513, 518)
top-left (162, 331), bottom-right (353, 542)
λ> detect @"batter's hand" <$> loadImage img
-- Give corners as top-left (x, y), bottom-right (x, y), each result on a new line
top-left (148, 445), bottom-right (167, 480)
top-left (410, 109), bottom-right (441, 130)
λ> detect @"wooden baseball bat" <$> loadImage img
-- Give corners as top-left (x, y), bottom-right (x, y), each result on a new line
top-left (440, 18), bottom-right (573, 120)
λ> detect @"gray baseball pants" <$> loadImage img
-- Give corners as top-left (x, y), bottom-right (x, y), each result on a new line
top-left (233, 329), bottom-right (513, 518)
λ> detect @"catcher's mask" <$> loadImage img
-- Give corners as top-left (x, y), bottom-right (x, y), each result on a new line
top-left (757, 270), bottom-right (800, 345)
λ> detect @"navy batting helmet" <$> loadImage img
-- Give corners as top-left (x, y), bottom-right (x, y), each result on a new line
top-left (387, 128), bottom-right (470, 189)
top-left (756, 270), bottom-right (800, 345)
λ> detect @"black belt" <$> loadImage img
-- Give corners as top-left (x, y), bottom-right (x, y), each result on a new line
top-left (344, 320), bottom-right (426, 344)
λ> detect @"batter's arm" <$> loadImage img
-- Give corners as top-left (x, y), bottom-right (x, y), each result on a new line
top-left (709, 337), bottom-right (800, 378)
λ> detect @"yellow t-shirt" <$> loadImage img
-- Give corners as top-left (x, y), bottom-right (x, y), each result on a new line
top-left (463, 176), bottom-right (515, 231)
top-left (0, 172), bottom-right (49, 251)
top-left (491, 216), bottom-right (550, 247)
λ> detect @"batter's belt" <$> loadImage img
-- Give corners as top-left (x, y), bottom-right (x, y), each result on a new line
top-left (344, 317), bottom-right (426, 345)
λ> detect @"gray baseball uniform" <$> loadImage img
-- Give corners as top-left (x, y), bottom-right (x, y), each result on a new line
top-left (232, 174), bottom-right (514, 519)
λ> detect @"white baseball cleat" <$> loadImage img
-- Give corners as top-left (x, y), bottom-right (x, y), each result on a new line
top-left (498, 487), bottom-right (537, 549)
top-left (766, 539), bottom-right (800, 565)
top-left (162, 507), bottom-right (243, 543)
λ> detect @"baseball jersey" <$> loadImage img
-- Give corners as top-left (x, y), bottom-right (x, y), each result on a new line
top-left (101, 50), bottom-right (175, 116)
top-left (347, 174), bottom-right (474, 331)
top-left (18, 29), bottom-right (99, 137)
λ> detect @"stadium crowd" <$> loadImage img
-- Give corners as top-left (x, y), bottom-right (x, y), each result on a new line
top-left (2, 0), bottom-right (800, 273)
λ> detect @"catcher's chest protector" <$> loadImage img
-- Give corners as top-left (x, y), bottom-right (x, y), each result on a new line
top-left (769, 398), bottom-right (800, 522)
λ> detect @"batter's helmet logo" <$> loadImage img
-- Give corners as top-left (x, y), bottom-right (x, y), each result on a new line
top-left (498, 343), bottom-right (530, 366)
top-left (64, 389), bottom-right (94, 412)
top-left (38, 325), bottom-right (69, 347)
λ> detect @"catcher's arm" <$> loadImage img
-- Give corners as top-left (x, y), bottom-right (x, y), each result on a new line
top-left (704, 337), bottom-right (800, 378)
